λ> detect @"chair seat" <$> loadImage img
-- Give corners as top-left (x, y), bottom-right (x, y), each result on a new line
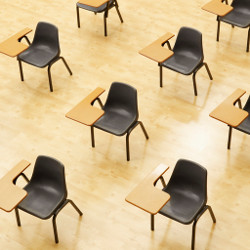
top-left (77, 2), bottom-right (108, 12)
top-left (220, 9), bottom-right (250, 28)
top-left (161, 53), bottom-right (202, 75)
top-left (18, 45), bottom-right (59, 68)
top-left (159, 189), bottom-right (205, 224)
top-left (94, 109), bottom-right (137, 136)
top-left (18, 185), bottom-right (65, 219)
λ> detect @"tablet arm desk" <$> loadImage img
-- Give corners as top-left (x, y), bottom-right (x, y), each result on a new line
top-left (139, 32), bottom-right (175, 63)
top-left (0, 160), bottom-right (30, 212)
top-left (66, 87), bottom-right (105, 126)
top-left (209, 88), bottom-right (248, 127)
top-left (125, 164), bottom-right (170, 215)
top-left (0, 28), bottom-right (32, 57)
top-left (202, 0), bottom-right (233, 16)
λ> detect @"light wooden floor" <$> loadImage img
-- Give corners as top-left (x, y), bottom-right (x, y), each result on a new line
top-left (0, 0), bottom-right (250, 249)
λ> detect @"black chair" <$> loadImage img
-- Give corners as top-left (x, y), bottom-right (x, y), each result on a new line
top-left (217, 0), bottom-right (250, 52)
top-left (76, 0), bottom-right (123, 36)
top-left (14, 155), bottom-right (83, 243)
top-left (17, 22), bottom-right (72, 92)
top-left (227, 95), bottom-right (250, 149)
top-left (151, 159), bottom-right (216, 250)
top-left (91, 82), bottom-right (149, 161)
top-left (160, 27), bottom-right (213, 96)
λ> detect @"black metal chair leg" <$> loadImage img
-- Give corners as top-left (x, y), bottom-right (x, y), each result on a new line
top-left (227, 125), bottom-right (232, 149)
top-left (76, 6), bottom-right (80, 28)
top-left (159, 64), bottom-right (163, 88)
top-left (216, 18), bottom-right (220, 42)
top-left (192, 72), bottom-right (198, 96)
top-left (151, 214), bottom-right (154, 231)
top-left (52, 214), bottom-right (59, 243)
top-left (207, 205), bottom-right (216, 223)
top-left (91, 126), bottom-right (95, 147)
top-left (192, 205), bottom-right (216, 250)
top-left (139, 121), bottom-right (149, 139)
top-left (15, 208), bottom-right (21, 226)
top-left (204, 62), bottom-right (213, 80)
top-left (246, 27), bottom-right (250, 52)
top-left (68, 200), bottom-right (83, 216)
top-left (52, 199), bottom-right (82, 243)
top-left (48, 65), bottom-right (53, 92)
top-left (114, 0), bottom-right (123, 23)
top-left (125, 121), bottom-right (148, 161)
top-left (104, 14), bottom-right (108, 36)
top-left (126, 132), bottom-right (130, 161)
top-left (60, 57), bottom-right (73, 75)
top-left (192, 219), bottom-right (197, 250)
top-left (18, 60), bottom-right (24, 81)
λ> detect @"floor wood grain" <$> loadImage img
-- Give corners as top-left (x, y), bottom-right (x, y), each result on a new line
top-left (0, 0), bottom-right (250, 249)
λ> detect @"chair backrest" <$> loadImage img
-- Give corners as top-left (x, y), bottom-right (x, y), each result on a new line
top-left (103, 82), bottom-right (139, 120)
top-left (231, 0), bottom-right (250, 9)
top-left (28, 155), bottom-right (67, 198)
top-left (173, 27), bottom-right (204, 60)
top-left (166, 159), bottom-right (207, 204)
top-left (32, 22), bottom-right (60, 54)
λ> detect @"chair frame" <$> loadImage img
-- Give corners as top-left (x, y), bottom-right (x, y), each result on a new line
top-left (159, 32), bottom-right (213, 96)
top-left (18, 56), bottom-right (72, 92)
top-left (216, 0), bottom-right (250, 52)
top-left (13, 158), bottom-right (83, 243)
top-left (76, 0), bottom-right (123, 36)
top-left (151, 168), bottom-right (216, 250)
top-left (17, 22), bottom-right (73, 92)
top-left (15, 199), bottom-right (82, 243)
top-left (91, 120), bottom-right (149, 161)
top-left (217, 17), bottom-right (250, 52)
top-left (90, 84), bottom-right (149, 161)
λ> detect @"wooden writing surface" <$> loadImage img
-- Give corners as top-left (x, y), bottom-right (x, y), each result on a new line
top-left (0, 160), bottom-right (30, 212)
top-left (126, 164), bottom-right (170, 215)
top-left (202, 0), bottom-right (233, 16)
top-left (139, 32), bottom-right (175, 63)
top-left (0, 28), bottom-right (32, 57)
top-left (210, 88), bottom-right (249, 127)
top-left (66, 87), bottom-right (105, 126)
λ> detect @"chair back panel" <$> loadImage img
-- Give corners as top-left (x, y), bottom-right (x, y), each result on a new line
top-left (232, 0), bottom-right (250, 10)
top-left (173, 27), bottom-right (204, 60)
top-left (29, 155), bottom-right (67, 197)
top-left (166, 159), bottom-right (207, 204)
top-left (32, 22), bottom-right (60, 53)
top-left (104, 82), bottom-right (139, 119)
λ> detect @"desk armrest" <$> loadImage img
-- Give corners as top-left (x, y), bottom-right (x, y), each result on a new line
top-left (202, 0), bottom-right (233, 16)
top-left (209, 88), bottom-right (249, 127)
top-left (139, 32), bottom-right (175, 63)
